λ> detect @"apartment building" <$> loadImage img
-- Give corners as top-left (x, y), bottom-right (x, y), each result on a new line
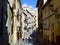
top-left (21, 6), bottom-right (37, 39)
top-left (42, 0), bottom-right (60, 45)
top-left (37, 0), bottom-right (60, 45)
top-left (6, 0), bottom-right (22, 45)
top-left (36, 0), bottom-right (44, 44)
top-left (36, 0), bottom-right (43, 36)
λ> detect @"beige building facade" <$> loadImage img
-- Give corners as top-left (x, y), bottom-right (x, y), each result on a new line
top-left (42, 0), bottom-right (60, 45)
top-left (6, 0), bottom-right (22, 45)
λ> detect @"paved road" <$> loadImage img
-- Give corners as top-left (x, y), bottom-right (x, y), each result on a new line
top-left (17, 30), bottom-right (40, 45)
top-left (17, 39), bottom-right (33, 45)
top-left (16, 38), bottom-right (39, 45)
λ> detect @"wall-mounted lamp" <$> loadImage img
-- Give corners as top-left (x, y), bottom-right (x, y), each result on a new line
top-left (49, 4), bottom-right (57, 12)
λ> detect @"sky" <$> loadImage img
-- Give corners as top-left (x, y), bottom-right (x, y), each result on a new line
top-left (21, 0), bottom-right (37, 9)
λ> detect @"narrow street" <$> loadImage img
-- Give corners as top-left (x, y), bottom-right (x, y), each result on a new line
top-left (0, 0), bottom-right (60, 45)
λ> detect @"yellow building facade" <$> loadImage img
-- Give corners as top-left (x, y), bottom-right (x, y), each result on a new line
top-left (42, 0), bottom-right (60, 45)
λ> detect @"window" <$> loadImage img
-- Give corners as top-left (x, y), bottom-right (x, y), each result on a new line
top-left (13, 0), bottom-right (16, 9)
top-left (43, 19), bottom-right (49, 30)
top-left (24, 19), bottom-right (27, 23)
top-left (14, 0), bottom-right (16, 2)
top-left (51, 23), bottom-right (54, 30)
top-left (55, 13), bottom-right (60, 18)
top-left (28, 27), bottom-right (31, 29)
top-left (24, 26), bottom-right (27, 30)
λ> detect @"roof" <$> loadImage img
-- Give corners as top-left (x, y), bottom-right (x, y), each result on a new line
top-left (42, 0), bottom-right (51, 10)
top-left (36, 0), bottom-right (42, 7)
top-left (36, 0), bottom-right (40, 7)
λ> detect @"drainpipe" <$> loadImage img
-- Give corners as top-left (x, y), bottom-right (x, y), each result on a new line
top-left (13, 9), bottom-right (17, 45)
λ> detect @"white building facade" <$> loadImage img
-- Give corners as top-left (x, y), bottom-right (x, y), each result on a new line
top-left (21, 6), bottom-right (38, 39)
